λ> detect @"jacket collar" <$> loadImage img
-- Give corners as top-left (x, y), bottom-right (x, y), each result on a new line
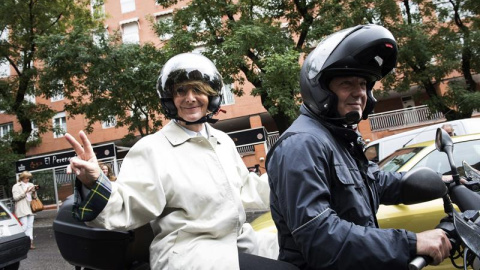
top-left (301, 104), bottom-right (361, 145)
top-left (162, 120), bottom-right (220, 147)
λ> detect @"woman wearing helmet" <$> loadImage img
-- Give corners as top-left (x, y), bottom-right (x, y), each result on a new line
top-left (64, 53), bottom-right (298, 269)
top-left (267, 25), bottom-right (451, 269)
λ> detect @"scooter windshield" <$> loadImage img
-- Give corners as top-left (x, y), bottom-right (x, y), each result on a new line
top-left (454, 210), bottom-right (480, 257)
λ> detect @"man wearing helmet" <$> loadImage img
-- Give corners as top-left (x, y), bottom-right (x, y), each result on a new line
top-left (267, 25), bottom-right (451, 269)
top-left (64, 53), bottom-right (298, 270)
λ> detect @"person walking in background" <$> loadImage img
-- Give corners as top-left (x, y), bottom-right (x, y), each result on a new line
top-left (441, 124), bottom-right (455, 136)
top-left (12, 171), bottom-right (38, 249)
top-left (99, 162), bottom-right (117, 181)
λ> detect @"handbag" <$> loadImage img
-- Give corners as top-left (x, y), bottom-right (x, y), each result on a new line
top-left (30, 197), bottom-right (44, 213)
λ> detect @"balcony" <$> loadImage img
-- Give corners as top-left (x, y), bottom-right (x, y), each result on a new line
top-left (369, 105), bottom-right (445, 131)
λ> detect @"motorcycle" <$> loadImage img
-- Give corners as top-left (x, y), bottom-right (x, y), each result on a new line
top-left (53, 127), bottom-right (480, 270)
top-left (409, 128), bottom-right (480, 270)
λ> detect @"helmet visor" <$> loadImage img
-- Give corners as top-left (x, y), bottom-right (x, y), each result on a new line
top-left (157, 53), bottom-right (223, 99)
top-left (306, 26), bottom-right (361, 80)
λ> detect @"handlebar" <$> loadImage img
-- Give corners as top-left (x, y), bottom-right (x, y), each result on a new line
top-left (409, 256), bottom-right (431, 270)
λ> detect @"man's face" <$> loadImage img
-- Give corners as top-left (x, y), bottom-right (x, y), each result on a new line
top-left (328, 76), bottom-right (368, 117)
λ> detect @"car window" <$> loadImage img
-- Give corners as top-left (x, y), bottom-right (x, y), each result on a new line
top-left (0, 204), bottom-right (11, 221)
top-left (378, 147), bottom-right (424, 172)
top-left (412, 139), bottom-right (480, 176)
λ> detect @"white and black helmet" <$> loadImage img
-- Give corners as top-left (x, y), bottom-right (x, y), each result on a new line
top-left (157, 53), bottom-right (223, 121)
top-left (300, 24), bottom-right (398, 123)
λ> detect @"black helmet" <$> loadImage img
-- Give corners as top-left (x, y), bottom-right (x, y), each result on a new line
top-left (157, 53), bottom-right (223, 120)
top-left (300, 24), bottom-right (397, 123)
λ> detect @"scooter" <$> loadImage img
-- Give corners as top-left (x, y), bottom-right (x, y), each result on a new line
top-left (53, 128), bottom-right (480, 270)
top-left (409, 128), bottom-right (480, 270)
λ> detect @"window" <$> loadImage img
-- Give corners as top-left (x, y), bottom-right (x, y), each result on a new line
top-left (0, 123), bottom-right (13, 138)
top-left (102, 115), bottom-right (117, 129)
top-left (130, 104), bottom-right (147, 119)
top-left (93, 27), bottom-right (109, 46)
top-left (24, 93), bottom-right (36, 104)
top-left (121, 21), bottom-right (139, 44)
top-left (53, 112), bottom-right (67, 138)
top-left (28, 122), bottom-right (38, 142)
top-left (91, 0), bottom-right (105, 18)
top-left (17, 51), bottom-right (34, 73)
top-left (378, 147), bottom-right (424, 172)
top-left (120, 0), bottom-right (135, 13)
top-left (51, 93), bottom-right (64, 102)
top-left (221, 84), bottom-right (235, 106)
top-left (51, 80), bottom-right (64, 102)
top-left (412, 139), bottom-right (480, 176)
top-left (0, 28), bottom-right (9, 78)
top-left (0, 58), bottom-right (9, 78)
top-left (154, 11), bottom-right (173, 40)
top-left (187, 17), bottom-right (208, 33)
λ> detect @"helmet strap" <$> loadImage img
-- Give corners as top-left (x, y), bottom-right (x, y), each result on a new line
top-left (304, 104), bottom-right (361, 127)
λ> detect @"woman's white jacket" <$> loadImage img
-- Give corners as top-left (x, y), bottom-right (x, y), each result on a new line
top-left (85, 121), bottom-right (274, 269)
top-left (12, 182), bottom-right (34, 218)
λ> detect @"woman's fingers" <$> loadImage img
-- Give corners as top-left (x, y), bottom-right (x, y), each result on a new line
top-left (65, 133), bottom-right (85, 157)
top-left (78, 131), bottom-right (95, 160)
top-left (65, 131), bottom-right (100, 189)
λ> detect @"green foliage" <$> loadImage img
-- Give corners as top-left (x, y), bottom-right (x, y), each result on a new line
top-left (38, 34), bottom-right (168, 139)
top-left (384, 0), bottom-right (480, 119)
top-left (153, 0), bottom-right (368, 132)
top-left (0, 0), bottom-right (102, 154)
top-left (0, 140), bottom-right (23, 196)
top-left (154, 0), bottom-right (480, 130)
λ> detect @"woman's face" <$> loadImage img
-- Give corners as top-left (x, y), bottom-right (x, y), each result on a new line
top-left (101, 166), bottom-right (109, 175)
top-left (173, 85), bottom-right (209, 125)
top-left (21, 177), bottom-right (30, 183)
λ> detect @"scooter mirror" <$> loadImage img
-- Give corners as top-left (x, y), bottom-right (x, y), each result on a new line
top-left (435, 127), bottom-right (461, 185)
top-left (401, 167), bottom-right (447, 205)
top-left (435, 128), bottom-right (453, 153)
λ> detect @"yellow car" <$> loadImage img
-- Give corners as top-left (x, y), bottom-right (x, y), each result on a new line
top-left (252, 133), bottom-right (480, 269)
top-left (376, 133), bottom-right (480, 232)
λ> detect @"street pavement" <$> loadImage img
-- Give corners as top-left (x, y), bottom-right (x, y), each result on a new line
top-left (19, 208), bottom-right (74, 270)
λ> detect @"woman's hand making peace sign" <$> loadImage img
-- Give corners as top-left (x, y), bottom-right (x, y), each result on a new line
top-left (65, 130), bottom-right (101, 189)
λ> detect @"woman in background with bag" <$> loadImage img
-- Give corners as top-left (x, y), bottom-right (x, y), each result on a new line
top-left (12, 171), bottom-right (39, 249)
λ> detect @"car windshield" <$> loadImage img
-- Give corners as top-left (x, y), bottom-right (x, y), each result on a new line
top-left (378, 147), bottom-right (424, 172)
top-left (379, 139), bottom-right (480, 175)
top-left (411, 139), bottom-right (480, 176)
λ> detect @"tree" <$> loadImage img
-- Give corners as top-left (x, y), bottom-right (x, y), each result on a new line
top-left (0, 138), bottom-right (22, 193)
top-left (382, 0), bottom-right (480, 120)
top-left (38, 31), bottom-right (168, 141)
top-left (0, 0), bottom-right (102, 155)
top-left (155, 0), bottom-right (479, 131)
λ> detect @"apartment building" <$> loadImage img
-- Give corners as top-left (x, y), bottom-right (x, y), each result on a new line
top-left (2, 1), bottom-right (478, 205)
top-left (0, 0), bottom-right (279, 205)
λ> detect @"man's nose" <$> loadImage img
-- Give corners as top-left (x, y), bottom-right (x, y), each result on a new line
top-left (351, 84), bottom-right (366, 96)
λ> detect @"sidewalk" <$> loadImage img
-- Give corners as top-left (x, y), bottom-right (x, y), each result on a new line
top-left (33, 205), bottom-right (59, 228)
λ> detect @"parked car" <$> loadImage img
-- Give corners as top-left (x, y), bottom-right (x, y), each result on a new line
top-left (364, 118), bottom-right (480, 163)
top-left (0, 201), bottom-right (30, 270)
top-left (252, 133), bottom-right (480, 269)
